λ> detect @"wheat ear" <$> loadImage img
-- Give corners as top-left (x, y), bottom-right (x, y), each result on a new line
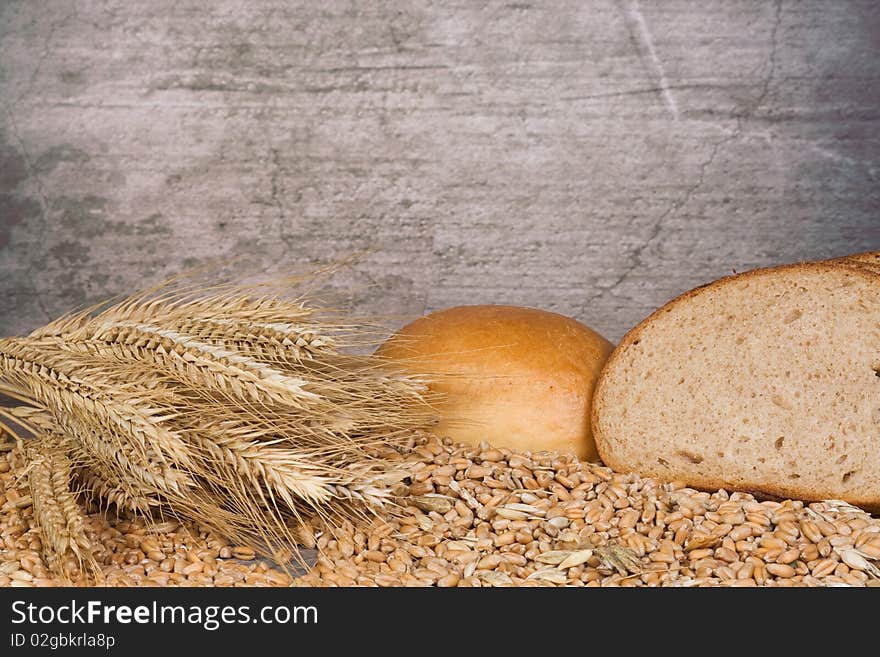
top-left (24, 437), bottom-right (97, 581)
top-left (60, 323), bottom-right (321, 407)
top-left (0, 338), bottom-right (193, 466)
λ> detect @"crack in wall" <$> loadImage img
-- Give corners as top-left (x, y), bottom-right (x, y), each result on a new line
top-left (580, 1), bottom-right (784, 320)
top-left (561, 83), bottom-right (751, 103)
top-left (579, 125), bottom-right (740, 318)
top-left (753, 0), bottom-right (783, 115)
top-left (265, 147), bottom-right (296, 274)
top-left (11, 9), bottom-right (77, 108)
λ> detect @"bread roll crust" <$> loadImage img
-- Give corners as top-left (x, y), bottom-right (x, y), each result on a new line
top-left (377, 305), bottom-right (614, 460)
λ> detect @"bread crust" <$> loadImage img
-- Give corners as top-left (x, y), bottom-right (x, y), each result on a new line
top-left (591, 260), bottom-right (880, 511)
top-left (379, 305), bottom-right (614, 460)
top-left (826, 252), bottom-right (880, 277)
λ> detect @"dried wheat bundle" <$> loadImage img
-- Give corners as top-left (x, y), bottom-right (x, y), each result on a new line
top-left (0, 276), bottom-right (438, 577)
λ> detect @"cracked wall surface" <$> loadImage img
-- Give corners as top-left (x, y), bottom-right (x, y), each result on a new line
top-left (0, 0), bottom-right (878, 342)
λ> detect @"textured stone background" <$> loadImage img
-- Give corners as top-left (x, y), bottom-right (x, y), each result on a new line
top-left (1, 0), bottom-right (878, 343)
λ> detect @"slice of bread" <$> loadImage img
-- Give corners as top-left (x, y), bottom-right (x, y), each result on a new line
top-left (592, 260), bottom-right (880, 510)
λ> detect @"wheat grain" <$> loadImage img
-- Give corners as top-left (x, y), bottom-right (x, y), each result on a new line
top-left (289, 434), bottom-right (880, 587)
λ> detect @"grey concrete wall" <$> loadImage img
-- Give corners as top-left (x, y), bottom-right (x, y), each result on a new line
top-left (1, 0), bottom-right (878, 343)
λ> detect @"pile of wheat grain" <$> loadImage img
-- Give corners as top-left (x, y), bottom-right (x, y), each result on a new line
top-left (4, 428), bottom-right (879, 587)
top-left (295, 434), bottom-right (880, 587)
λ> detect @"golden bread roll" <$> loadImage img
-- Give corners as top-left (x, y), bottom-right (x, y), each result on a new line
top-left (376, 305), bottom-right (614, 460)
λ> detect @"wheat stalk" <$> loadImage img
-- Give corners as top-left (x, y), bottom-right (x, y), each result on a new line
top-left (1, 274), bottom-right (439, 574)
